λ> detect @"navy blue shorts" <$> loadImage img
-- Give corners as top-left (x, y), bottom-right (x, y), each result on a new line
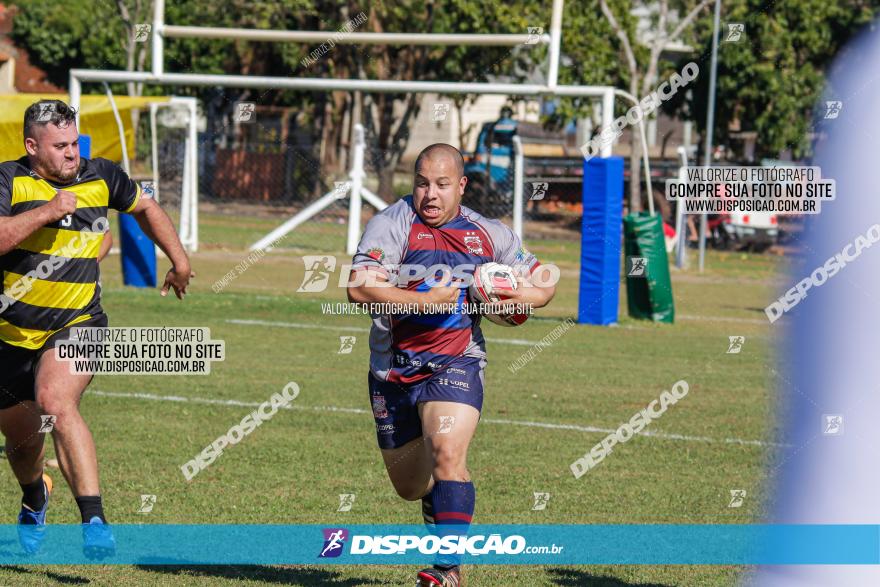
top-left (369, 355), bottom-right (485, 449)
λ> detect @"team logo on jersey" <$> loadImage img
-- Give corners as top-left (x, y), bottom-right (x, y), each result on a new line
top-left (371, 395), bottom-right (388, 419)
top-left (366, 247), bottom-right (385, 262)
top-left (319, 528), bottom-right (349, 558)
top-left (464, 232), bottom-right (483, 254)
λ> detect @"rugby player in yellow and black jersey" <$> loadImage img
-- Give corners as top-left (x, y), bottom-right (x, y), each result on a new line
top-left (0, 99), bottom-right (193, 557)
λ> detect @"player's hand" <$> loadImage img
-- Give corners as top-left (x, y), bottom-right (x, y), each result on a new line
top-left (161, 264), bottom-right (194, 300)
top-left (500, 275), bottom-right (554, 309)
top-left (46, 190), bottom-right (77, 222)
top-left (423, 270), bottom-right (462, 310)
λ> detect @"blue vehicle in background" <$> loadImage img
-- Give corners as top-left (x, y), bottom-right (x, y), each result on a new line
top-left (463, 109), bottom-right (585, 215)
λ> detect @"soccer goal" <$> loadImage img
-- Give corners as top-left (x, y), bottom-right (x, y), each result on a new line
top-left (69, 0), bottom-right (625, 256)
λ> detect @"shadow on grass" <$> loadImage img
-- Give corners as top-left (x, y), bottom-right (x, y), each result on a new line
top-left (137, 564), bottom-right (387, 586)
top-left (0, 565), bottom-right (89, 584)
top-left (547, 567), bottom-right (674, 587)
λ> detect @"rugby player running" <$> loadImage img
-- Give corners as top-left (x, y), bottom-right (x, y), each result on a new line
top-left (347, 144), bottom-right (555, 586)
top-left (0, 100), bottom-right (192, 557)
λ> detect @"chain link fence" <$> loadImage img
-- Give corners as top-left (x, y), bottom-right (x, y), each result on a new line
top-left (133, 106), bottom-right (358, 254)
top-left (131, 104), bottom-right (589, 253)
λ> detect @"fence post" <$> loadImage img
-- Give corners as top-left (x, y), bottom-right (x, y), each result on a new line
top-left (512, 135), bottom-right (524, 240)
top-left (346, 124), bottom-right (366, 256)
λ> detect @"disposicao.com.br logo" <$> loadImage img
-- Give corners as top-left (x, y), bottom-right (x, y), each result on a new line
top-left (318, 528), bottom-right (563, 558)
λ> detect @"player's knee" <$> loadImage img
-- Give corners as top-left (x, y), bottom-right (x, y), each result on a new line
top-left (431, 444), bottom-right (466, 477)
top-left (35, 395), bottom-right (79, 427)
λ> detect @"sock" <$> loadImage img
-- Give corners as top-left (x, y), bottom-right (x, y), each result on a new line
top-left (423, 492), bottom-right (454, 570)
top-left (20, 477), bottom-right (46, 511)
top-left (75, 495), bottom-right (106, 523)
top-left (421, 492), bottom-right (435, 525)
top-left (427, 480), bottom-right (475, 569)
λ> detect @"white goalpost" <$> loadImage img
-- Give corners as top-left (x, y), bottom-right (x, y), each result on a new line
top-left (248, 123), bottom-right (388, 252)
top-left (69, 0), bottom-right (632, 255)
top-left (74, 83), bottom-right (200, 253)
top-left (148, 97), bottom-right (199, 252)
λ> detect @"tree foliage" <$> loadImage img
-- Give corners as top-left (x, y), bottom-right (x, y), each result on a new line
top-left (682, 0), bottom-right (878, 161)
top-left (9, 0), bottom-right (879, 196)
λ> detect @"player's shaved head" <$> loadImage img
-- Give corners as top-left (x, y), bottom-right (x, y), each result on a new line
top-left (412, 143), bottom-right (467, 227)
top-left (415, 144), bottom-right (464, 179)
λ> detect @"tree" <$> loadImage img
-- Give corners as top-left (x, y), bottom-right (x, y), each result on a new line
top-left (683, 0), bottom-right (877, 162)
top-left (351, 0), bottom-right (547, 199)
top-left (598, 0), bottom-right (713, 213)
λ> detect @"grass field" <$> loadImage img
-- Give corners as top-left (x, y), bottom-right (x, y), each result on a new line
top-left (0, 208), bottom-right (785, 586)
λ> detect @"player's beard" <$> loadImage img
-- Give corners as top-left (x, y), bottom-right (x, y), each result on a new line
top-left (42, 158), bottom-right (79, 183)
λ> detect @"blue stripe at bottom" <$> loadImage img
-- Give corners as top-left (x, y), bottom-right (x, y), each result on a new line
top-left (3, 524), bottom-right (878, 565)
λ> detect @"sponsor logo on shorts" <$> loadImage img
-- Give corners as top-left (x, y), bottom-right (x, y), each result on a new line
top-left (437, 377), bottom-right (470, 390)
top-left (377, 423), bottom-right (395, 434)
top-left (395, 354), bottom-right (424, 369)
top-left (372, 395), bottom-right (388, 419)
top-left (447, 367), bottom-right (467, 375)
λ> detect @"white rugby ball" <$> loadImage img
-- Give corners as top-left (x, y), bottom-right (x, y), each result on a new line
top-left (469, 262), bottom-right (530, 327)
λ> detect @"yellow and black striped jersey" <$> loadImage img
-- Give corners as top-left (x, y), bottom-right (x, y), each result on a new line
top-left (0, 156), bottom-right (142, 349)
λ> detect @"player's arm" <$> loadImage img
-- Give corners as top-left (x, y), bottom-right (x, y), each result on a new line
top-left (98, 159), bottom-right (193, 299)
top-left (97, 230), bottom-right (112, 262)
top-left (0, 189), bottom-right (76, 255)
top-left (346, 268), bottom-right (460, 311)
top-left (502, 272), bottom-right (555, 309)
top-left (346, 210), bottom-right (459, 310)
top-left (491, 222), bottom-right (556, 309)
top-left (130, 197), bottom-right (193, 299)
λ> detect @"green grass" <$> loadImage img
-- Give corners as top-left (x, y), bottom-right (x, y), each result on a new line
top-left (0, 210), bottom-right (784, 586)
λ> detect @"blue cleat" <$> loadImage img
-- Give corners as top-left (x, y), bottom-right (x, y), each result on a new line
top-left (82, 516), bottom-right (116, 560)
top-left (17, 473), bottom-right (52, 555)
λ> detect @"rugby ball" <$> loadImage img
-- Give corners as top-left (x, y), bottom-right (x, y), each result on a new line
top-left (469, 262), bottom-right (530, 327)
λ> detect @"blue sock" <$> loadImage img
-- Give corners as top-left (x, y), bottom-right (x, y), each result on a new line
top-left (425, 480), bottom-right (475, 568)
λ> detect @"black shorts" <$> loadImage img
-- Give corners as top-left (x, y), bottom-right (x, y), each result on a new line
top-left (0, 313), bottom-right (108, 410)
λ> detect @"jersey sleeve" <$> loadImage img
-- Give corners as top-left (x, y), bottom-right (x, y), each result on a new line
top-left (0, 167), bottom-right (11, 217)
top-left (351, 211), bottom-right (407, 278)
top-left (488, 220), bottom-right (540, 275)
top-left (95, 159), bottom-right (142, 213)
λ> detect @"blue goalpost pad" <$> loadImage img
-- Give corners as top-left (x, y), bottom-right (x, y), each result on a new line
top-left (80, 135), bottom-right (156, 288)
top-left (578, 156), bottom-right (624, 325)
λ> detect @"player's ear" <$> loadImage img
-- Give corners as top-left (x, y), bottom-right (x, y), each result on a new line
top-left (24, 137), bottom-right (38, 156)
top-left (458, 174), bottom-right (467, 196)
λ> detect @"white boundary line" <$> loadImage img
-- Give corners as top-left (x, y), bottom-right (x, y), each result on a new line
top-left (87, 389), bottom-right (782, 447)
top-left (226, 318), bottom-right (540, 346)
top-left (678, 314), bottom-right (769, 325)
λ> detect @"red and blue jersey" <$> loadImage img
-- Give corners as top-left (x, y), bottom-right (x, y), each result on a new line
top-left (352, 196), bottom-right (540, 384)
